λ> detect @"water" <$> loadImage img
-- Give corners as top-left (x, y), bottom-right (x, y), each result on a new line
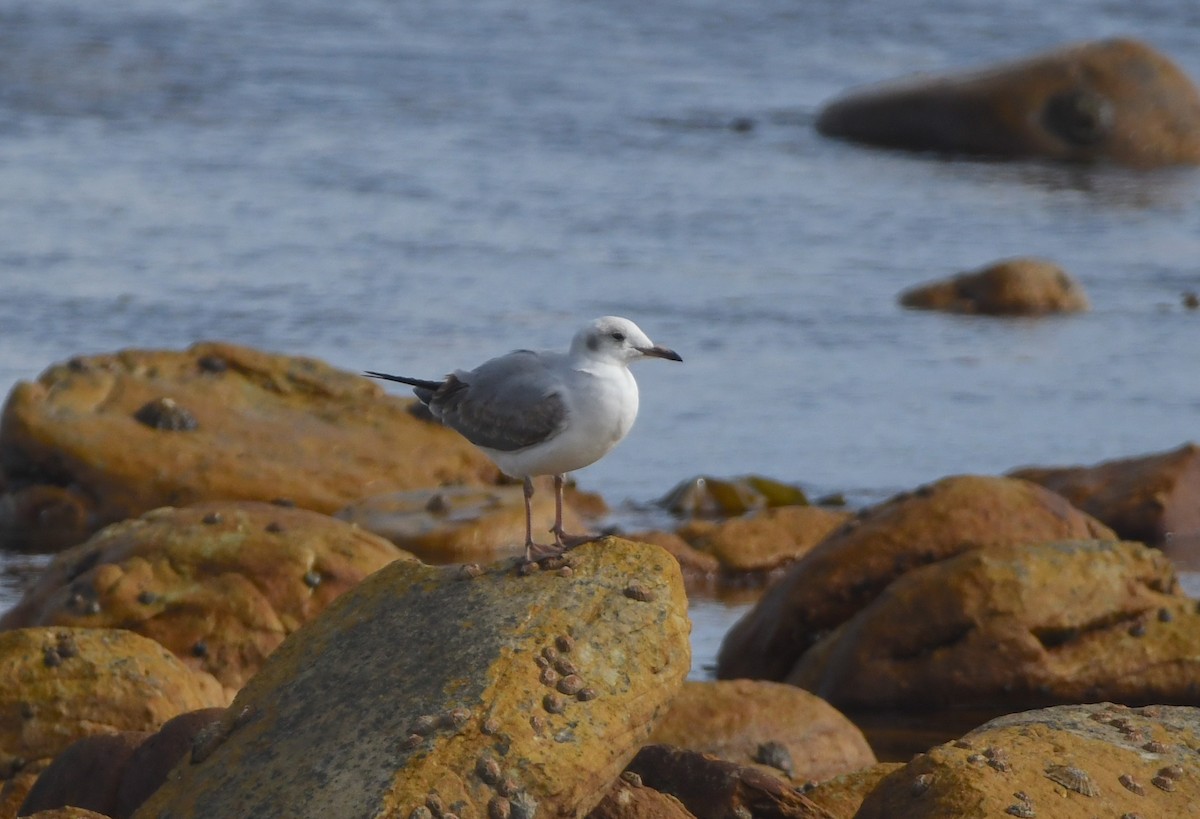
top-left (2, 0), bottom-right (1200, 657)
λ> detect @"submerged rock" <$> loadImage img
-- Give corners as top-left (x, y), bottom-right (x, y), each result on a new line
top-left (133, 538), bottom-right (690, 819)
top-left (717, 475), bottom-right (1114, 682)
top-left (658, 475), bottom-right (809, 518)
top-left (0, 342), bottom-right (499, 552)
top-left (817, 38), bottom-right (1200, 167)
top-left (900, 258), bottom-right (1089, 316)
top-left (856, 703), bottom-right (1200, 818)
top-left (0, 501), bottom-right (411, 695)
top-left (336, 481), bottom-right (589, 564)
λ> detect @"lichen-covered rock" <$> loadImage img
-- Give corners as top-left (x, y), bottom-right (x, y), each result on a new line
top-left (0, 502), bottom-right (412, 694)
top-left (0, 628), bottom-right (225, 815)
top-left (675, 506), bottom-right (851, 577)
top-left (133, 538), bottom-right (690, 819)
top-left (648, 681), bottom-right (874, 783)
top-left (335, 482), bottom-right (588, 563)
top-left (789, 540), bottom-right (1200, 709)
top-left (0, 342), bottom-right (500, 552)
top-left (1011, 442), bottom-right (1200, 547)
top-left (624, 745), bottom-right (831, 819)
top-left (817, 38), bottom-right (1200, 167)
top-left (856, 703), bottom-right (1200, 818)
top-left (717, 475), bottom-right (1114, 682)
top-left (900, 258), bottom-right (1089, 316)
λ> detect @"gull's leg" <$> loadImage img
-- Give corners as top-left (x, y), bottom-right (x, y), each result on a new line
top-left (522, 476), bottom-right (564, 562)
top-left (523, 476), bottom-right (536, 562)
top-left (551, 474), bottom-right (594, 549)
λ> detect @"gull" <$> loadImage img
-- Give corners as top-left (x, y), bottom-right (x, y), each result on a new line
top-left (366, 316), bottom-right (681, 561)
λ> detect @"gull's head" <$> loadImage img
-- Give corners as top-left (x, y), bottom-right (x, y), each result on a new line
top-left (570, 316), bottom-right (682, 365)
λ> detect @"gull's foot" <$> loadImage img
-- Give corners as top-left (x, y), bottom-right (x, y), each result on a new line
top-left (525, 541), bottom-right (566, 562)
top-left (551, 529), bottom-right (596, 551)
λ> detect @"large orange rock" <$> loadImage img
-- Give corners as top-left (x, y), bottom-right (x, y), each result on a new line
top-left (716, 475), bottom-right (1114, 682)
top-left (648, 681), bottom-right (875, 783)
top-left (856, 703), bottom-right (1200, 819)
top-left (0, 502), bottom-right (412, 695)
top-left (1011, 442), bottom-right (1200, 547)
top-left (790, 540), bottom-right (1200, 709)
top-left (900, 258), bottom-right (1089, 316)
top-left (133, 538), bottom-right (691, 819)
top-left (0, 628), bottom-right (225, 815)
top-left (817, 38), bottom-right (1200, 167)
top-left (0, 343), bottom-right (499, 552)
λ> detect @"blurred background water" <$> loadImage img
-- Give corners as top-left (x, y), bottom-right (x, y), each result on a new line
top-left (2, 0), bottom-right (1199, 667)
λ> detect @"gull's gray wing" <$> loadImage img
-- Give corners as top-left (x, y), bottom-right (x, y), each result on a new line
top-left (427, 350), bottom-right (568, 452)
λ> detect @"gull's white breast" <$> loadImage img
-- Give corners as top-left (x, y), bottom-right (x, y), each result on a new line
top-left (484, 362), bottom-right (639, 478)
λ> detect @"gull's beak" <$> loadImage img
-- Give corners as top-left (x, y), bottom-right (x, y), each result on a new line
top-left (637, 345), bottom-right (683, 362)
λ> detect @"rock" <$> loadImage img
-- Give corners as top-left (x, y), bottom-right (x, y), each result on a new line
top-left (21, 809), bottom-right (113, 819)
top-left (649, 681), bottom-right (875, 783)
top-left (335, 481), bottom-right (588, 563)
top-left (623, 531), bottom-right (721, 588)
top-left (816, 38), bottom-right (1200, 167)
top-left (856, 702), bottom-right (1200, 818)
top-left (14, 708), bottom-right (224, 819)
top-left (900, 258), bottom-right (1089, 316)
top-left (658, 475), bottom-right (809, 518)
top-left (586, 776), bottom-right (695, 819)
top-left (717, 475), bottom-right (1114, 682)
top-left (675, 507), bottom-right (851, 578)
top-left (802, 763), bottom-right (903, 819)
top-left (133, 537), bottom-right (690, 819)
top-left (1010, 442), bottom-right (1200, 547)
top-left (0, 342), bottom-right (500, 552)
top-left (0, 502), bottom-right (412, 695)
top-left (17, 733), bottom-right (146, 817)
top-left (0, 628), bottom-right (225, 814)
top-left (789, 540), bottom-right (1200, 709)
top-left (624, 745), bottom-right (832, 819)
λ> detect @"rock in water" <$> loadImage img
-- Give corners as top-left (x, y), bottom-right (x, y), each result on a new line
top-left (133, 537), bottom-right (691, 819)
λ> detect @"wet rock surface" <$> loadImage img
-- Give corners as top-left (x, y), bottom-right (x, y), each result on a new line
top-left (900, 258), bottom-right (1089, 316)
top-left (0, 502), bottom-right (412, 694)
top-left (648, 680), bottom-right (875, 783)
top-left (856, 703), bottom-right (1200, 818)
top-left (789, 540), bottom-right (1200, 709)
top-left (133, 538), bottom-right (690, 819)
top-left (0, 342), bottom-right (500, 552)
top-left (716, 475), bottom-right (1114, 682)
top-left (336, 481), bottom-right (589, 564)
top-left (1011, 441), bottom-right (1200, 548)
top-left (0, 628), bottom-right (225, 815)
top-left (817, 38), bottom-right (1200, 167)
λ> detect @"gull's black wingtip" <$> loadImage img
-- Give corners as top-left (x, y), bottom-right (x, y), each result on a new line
top-left (363, 371), bottom-right (442, 390)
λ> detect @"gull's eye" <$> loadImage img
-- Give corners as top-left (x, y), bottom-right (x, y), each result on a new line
top-left (610, 331), bottom-right (626, 342)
